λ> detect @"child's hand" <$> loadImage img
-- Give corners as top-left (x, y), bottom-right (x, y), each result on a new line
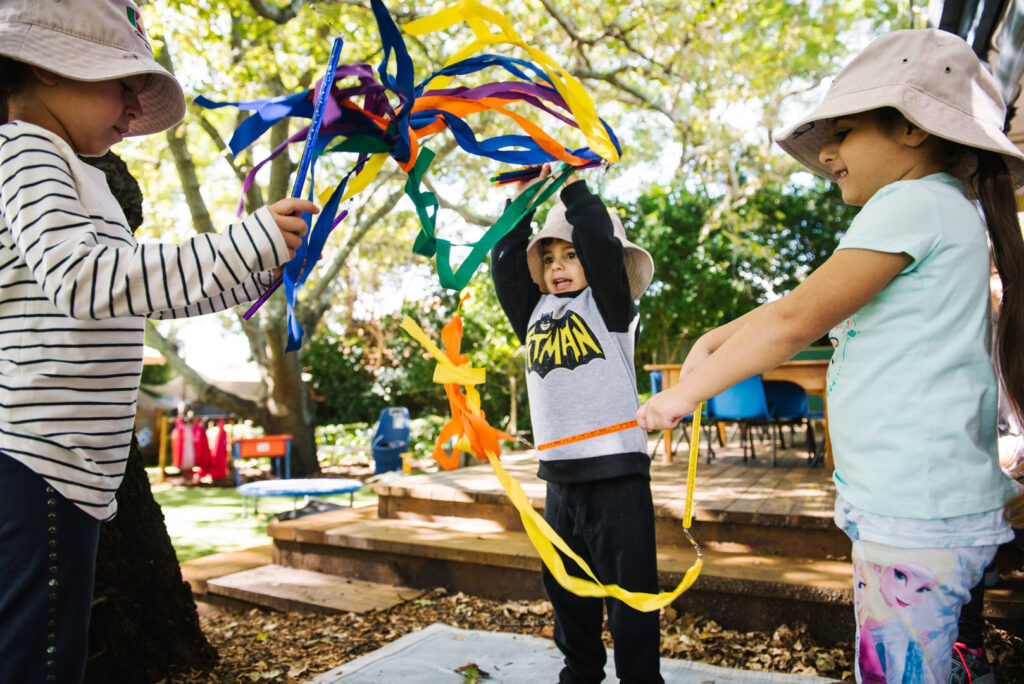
top-left (636, 386), bottom-right (696, 432)
top-left (509, 162), bottom-right (554, 200)
top-left (268, 198), bottom-right (319, 258)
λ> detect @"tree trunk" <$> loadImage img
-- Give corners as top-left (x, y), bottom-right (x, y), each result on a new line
top-left (262, 409), bottom-right (319, 477)
top-left (86, 437), bottom-right (217, 683)
top-left (81, 152), bottom-right (217, 682)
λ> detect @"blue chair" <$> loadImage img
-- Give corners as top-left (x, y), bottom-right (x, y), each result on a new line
top-left (707, 375), bottom-right (777, 466)
top-left (371, 407), bottom-right (410, 474)
top-left (763, 380), bottom-right (817, 461)
top-left (649, 370), bottom-right (663, 394)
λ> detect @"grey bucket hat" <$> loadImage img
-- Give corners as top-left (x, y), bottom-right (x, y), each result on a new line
top-left (0, 0), bottom-right (185, 136)
top-left (775, 28), bottom-right (1024, 183)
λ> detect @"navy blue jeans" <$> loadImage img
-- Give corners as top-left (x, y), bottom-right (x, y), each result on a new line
top-left (542, 475), bottom-right (664, 684)
top-left (0, 453), bottom-right (100, 683)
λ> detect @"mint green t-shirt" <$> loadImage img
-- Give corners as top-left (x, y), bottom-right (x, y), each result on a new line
top-left (826, 173), bottom-right (1017, 519)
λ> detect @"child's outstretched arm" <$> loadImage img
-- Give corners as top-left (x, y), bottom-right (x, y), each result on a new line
top-left (562, 177), bottom-right (635, 332)
top-left (636, 247), bottom-right (911, 430)
top-left (490, 165), bottom-right (555, 342)
top-left (0, 124), bottom-right (316, 320)
top-left (150, 197), bottom-right (317, 318)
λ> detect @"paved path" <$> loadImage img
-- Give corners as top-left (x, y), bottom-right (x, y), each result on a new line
top-left (307, 624), bottom-right (834, 684)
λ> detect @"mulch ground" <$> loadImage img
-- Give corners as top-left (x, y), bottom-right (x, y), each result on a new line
top-left (161, 588), bottom-right (1024, 683)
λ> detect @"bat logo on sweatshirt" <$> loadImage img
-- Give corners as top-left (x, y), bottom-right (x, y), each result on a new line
top-left (526, 311), bottom-right (605, 378)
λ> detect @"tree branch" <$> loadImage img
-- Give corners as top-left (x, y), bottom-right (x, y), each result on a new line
top-left (153, 41), bottom-right (217, 236)
top-left (192, 109), bottom-right (263, 212)
top-left (248, 0), bottom-right (305, 24)
top-left (144, 321), bottom-right (268, 419)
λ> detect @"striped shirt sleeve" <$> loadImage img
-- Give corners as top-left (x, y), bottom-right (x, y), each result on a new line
top-left (0, 128), bottom-right (290, 319)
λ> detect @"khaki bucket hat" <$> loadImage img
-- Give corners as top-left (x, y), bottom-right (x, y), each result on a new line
top-left (526, 202), bottom-right (654, 300)
top-left (0, 0), bottom-right (185, 136)
top-left (776, 28), bottom-right (1024, 183)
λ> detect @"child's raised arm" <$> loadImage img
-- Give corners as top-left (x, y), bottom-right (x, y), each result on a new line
top-left (636, 247), bottom-right (910, 430)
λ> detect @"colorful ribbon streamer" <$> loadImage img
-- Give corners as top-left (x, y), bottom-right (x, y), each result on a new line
top-left (399, 293), bottom-right (511, 471)
top-left (402, 305), bottom-right (705, 611)
top-left (196, 0), bottom-right (621, 349)
top-left (536, 419), bottom-right (639, 451)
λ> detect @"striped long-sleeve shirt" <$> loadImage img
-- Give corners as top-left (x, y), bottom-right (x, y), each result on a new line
top-left (0, 120), bottom-right (289, 520)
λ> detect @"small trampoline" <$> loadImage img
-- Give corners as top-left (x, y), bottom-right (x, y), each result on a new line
top-left (237, 478), bottom-right (363, 517)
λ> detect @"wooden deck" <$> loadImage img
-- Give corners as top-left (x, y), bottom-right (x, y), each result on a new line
top-left (184, 429), bottom-right (1023, 642)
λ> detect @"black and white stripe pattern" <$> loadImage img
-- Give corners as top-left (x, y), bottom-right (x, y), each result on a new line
top-left (0, 121), bottom-right (288, 520)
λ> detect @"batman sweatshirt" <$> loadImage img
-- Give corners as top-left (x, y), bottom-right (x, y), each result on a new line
top-left (491, 180), bottom-right (650, 483)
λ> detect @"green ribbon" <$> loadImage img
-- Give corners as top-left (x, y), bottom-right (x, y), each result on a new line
top-left (408, 149), bottom-right (575, 291)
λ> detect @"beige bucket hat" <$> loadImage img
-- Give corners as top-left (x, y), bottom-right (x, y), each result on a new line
top-left (526, 202), bottom-right (654, 300)
top-left (776, 28), bottom-right (1024, 183)
top-left (0, 0), bottom-right (185, 136)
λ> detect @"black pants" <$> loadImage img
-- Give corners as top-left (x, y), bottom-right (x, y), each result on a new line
top-left (542, 475), bottom-right (664, 684)
top-left (957, 527), bottom-right (1024, 648)
top-left (0, 453), bottom-right (100, 683)
top-left (957, 569), bottom-right (988, 648)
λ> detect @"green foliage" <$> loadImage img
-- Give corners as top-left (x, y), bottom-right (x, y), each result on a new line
top-left (315, 422), bottom-right (372, 448)
top-left (302, 327), bottom-right (383, 424)
top-left (740, 180), bottom-right (860, 294)
top-left (625, 178), bottom-right (857, 372)
top-left (140, 362), bottom-right (177, 387)
top-left (314, 417), bottom-right (443, 461)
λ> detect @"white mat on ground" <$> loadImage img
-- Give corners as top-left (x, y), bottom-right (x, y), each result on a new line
top-left (306, 623), bottom-right (834, 683)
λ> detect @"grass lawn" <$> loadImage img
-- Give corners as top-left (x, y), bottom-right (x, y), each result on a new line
top-left (147, 469), bottom-right (377, 563)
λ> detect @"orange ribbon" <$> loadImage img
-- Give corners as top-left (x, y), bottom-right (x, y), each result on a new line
top-left (400, 294), bottom-right (513, 471)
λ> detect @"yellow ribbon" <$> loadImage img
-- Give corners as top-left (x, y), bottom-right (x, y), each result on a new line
top-left (403, 308), bottom-right (704, 611)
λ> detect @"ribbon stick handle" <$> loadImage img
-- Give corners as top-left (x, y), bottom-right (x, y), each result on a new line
top-left (536, 419), bottom-right (639, 451)
top-left (243, 37), bottom-right (345, 321)
top-left (683, 402), bottom-right (703, 529)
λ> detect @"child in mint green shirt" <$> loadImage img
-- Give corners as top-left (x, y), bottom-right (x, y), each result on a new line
top-left (638, 29), bottom-right (1024, 684)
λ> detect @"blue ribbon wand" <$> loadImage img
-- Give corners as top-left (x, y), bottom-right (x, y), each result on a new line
top-left (243, 37), bottom-right (345, 320)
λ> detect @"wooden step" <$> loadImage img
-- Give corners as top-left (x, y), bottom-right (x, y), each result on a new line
top-left (267, 506), bottom-right (1024, 642)
top-left (268, 506), bottom-right (856, 641)
top-left (270, 506), bottom-right (852, 594)
top-left (180, 544), bottom-right (274, 597)
top-left (374, 459), bottom-right (850, 559)
top-left (205, 564), bottom-right (421, 614)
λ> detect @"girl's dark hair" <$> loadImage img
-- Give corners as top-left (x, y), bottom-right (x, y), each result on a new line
top-left (966, 150), bottom-right (1024, 433)
top-left (0, 56), bottom-right (32, 123)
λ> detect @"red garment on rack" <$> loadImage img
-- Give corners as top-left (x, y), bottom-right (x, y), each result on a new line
top-left (171, 418), bottom-right (185, 469)
top-left (193, 420), bottom-right (213, 479)
top-left (210, 419), bottom-right (229, 481)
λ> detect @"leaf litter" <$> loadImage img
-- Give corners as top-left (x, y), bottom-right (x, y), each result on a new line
top-left (162, 587), bottom-right (1023, 683)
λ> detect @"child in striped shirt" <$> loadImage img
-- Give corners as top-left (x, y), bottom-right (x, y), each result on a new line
top-left (0, 1), bottom-right (316, 680)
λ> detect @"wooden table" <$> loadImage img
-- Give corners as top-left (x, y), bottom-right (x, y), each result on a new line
top-left (643, 364), bottom-right (686, 463)
top-left (644, 359), bottom-right (832, 468)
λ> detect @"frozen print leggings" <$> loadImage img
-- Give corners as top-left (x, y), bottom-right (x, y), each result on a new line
top-left (849, 539), bottom-right (996, 684)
